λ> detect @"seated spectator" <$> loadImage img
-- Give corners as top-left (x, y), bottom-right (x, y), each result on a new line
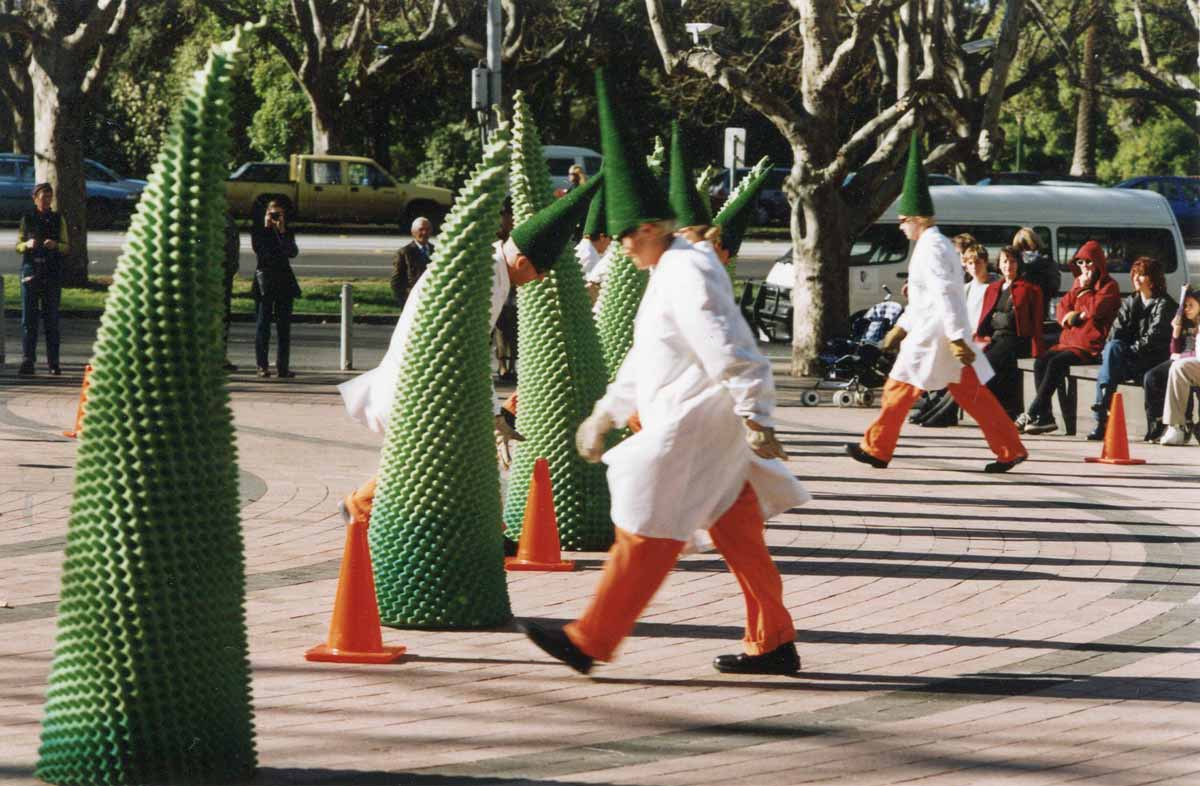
top-left (1143, 287), bottom-right (1200, 445)
top-left (975, 246), bottom-right (1045, 419)
top-left (1086, 257), bottom-right (1175, 440)
top-left (1018, 240), bottom-right (1120, 435)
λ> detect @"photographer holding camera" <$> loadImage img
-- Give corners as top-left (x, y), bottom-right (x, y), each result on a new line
top-left (15, 183), bottom-right (69, 377)
top-left (250, 199), bottom-right (300, 378)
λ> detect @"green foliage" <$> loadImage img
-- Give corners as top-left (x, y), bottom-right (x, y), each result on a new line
top-left (36, 28), bottom-right (256, 786)
top-left (1099, 109), bottom-right (1200, 182)
top-left (408, 120), bottom-right (483, 189)
top-left (247, 53), bottom-right (310, 159)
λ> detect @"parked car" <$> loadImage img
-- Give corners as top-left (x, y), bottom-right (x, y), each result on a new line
top-left (975, 171), bottom-right (1098, 186)
top-left (224, 154), bottom-right (454, 229)
top-left (543, 145), bottom-right (602, 193)
top-left (1115, 175), bottom-right (1200, 246)
top-left (0, 153), bottom-right (142, 228)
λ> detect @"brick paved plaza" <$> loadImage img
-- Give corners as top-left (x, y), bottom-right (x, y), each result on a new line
top-left (2, 343), bottom-right (1199, 785)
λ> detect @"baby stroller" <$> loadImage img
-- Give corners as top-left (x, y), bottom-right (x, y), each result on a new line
top-left (802, 287), bottom-right (904, 407)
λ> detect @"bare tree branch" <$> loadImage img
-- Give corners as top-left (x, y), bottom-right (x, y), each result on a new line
top-left (975, 0), bottom-right (1024, 163)
top-left (815, 0), bottom-right (910, 96)
top-left (82, 0), bottom-right (139, 99)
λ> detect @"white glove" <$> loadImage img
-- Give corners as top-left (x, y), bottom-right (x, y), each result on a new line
top-left (495, 413), bottom-right (523, 470)
top-left (745, 419), bottom-right (787, 460)
top-left (575, 411), bottom-right (614, 463)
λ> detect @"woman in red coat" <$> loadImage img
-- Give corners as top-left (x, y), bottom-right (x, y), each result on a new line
top-left (975, 246), bottom-right (1046, 419)
top-left (1017, 240), bottom-right (1121, 434)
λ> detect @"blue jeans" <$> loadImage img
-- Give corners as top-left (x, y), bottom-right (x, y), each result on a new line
top-left (20, 264), bottom-right (62, 368)
top-left (1094, 339), bottom-right (1159, 408)
top-left (255, 295), bottom-right (293, 371)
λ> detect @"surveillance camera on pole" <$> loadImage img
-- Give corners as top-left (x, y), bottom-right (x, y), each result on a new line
top-left (684, 22), bottom-right (724, 49)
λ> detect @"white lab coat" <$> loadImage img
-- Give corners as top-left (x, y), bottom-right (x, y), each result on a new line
top-left (891, 227), bottom-right (993, 391)
top-left (575, 238), bottom-right (602, 277)
top-left (339, 242), bottom-right (510, 432)
top-left (593, 237), bottom-right (809, 541)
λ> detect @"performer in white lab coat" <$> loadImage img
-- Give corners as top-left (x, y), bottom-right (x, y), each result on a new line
top-left (845, 135), bottom-right (1027, 473)
top-left (522, 69), bottom-right (810, 677)
top-left (337, 174), bottom-right (603, 521)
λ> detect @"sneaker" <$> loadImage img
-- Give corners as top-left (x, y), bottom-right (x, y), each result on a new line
top-left (1023, 417), bottom-right (1058, 435)
top-left (17, 360), bottom-right (35, 377)
top-left (1014, 412), bottom-right (1030, 432)
top-left (713, 642), bottom-right (801, 675)
top-left (1144, 421), bottom-right (1166, 443)
top-left (256, 367), bottom-right (271, 378)
top-left (1160, 426), bottom-right (1188, 446)
top-left (521, 622), bottom-right (593, 675)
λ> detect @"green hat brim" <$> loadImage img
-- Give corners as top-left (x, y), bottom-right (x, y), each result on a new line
top-left (511, 172), bottom-right (604, 271)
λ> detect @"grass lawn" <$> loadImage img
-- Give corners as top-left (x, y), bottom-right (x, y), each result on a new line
top-left (2, 274), bottom-right (402, 318)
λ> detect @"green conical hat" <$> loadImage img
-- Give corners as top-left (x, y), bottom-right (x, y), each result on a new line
top-left (596, 68), bottom-right (673, 238)
top-left (36, 26), bottom-right (257, 786)
top-left (897, 132), bottom-right (934, 217)
top-left (583, 184), bottom-right (607, 237)
top-left (511, 172), bottom-right (604, 271)
top-left (669, 121), bottom-right (712, 228)
top-left (714, 156), bottom-right (772, 258)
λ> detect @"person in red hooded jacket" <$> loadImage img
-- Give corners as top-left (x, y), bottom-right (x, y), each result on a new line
top-left (1017, 240), bottom-right (1121, 434)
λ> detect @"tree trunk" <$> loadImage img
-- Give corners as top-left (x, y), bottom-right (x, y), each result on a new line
top-left (9, 106), bottom-right (32, 152)
top-left (30, 60), bottom-right (88, 287)
top-left (1070, 15), bottom-right (1099, 177)
top-left (790, 179), bottom-right (851, 376)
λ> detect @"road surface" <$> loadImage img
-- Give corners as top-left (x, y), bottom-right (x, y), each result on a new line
top-left (0, 230), bottom-right (789, 281)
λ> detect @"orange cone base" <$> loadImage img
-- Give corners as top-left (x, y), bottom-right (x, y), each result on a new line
top-left (62, 430), bottom-right (79, 439)
top-left (505, 556), bottom-right (575, 572)
top-left (304, 643), bottom-right (407, 664)
top-left (1084, 456), bottom-right (1146, 465)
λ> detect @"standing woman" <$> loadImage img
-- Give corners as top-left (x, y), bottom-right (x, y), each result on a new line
top-left (975, 246), bottom-right (1045, 419)
top-left (251, 199), bottom-right (300, 378)
top-left (15, 183), bottom-right (69, 376)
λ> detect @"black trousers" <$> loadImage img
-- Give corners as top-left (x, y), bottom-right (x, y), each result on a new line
top-left (1028, 348), bottom-right (1092, 420)
top-left (984, 334), bottom-right (1028, 420)
top-left (255, 295), bottom-right (293, 371)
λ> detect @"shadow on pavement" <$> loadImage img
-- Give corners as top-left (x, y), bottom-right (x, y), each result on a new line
top-left (255, 768), bottom-right (633, 785)
top-left (774, 521), bottom-right (1200, 543)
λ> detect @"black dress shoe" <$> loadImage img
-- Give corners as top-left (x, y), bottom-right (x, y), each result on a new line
top-left (48, 365), bottom-right (62, 376)
top-left (984, 454), bottom-right (1028, 473)
top-left (713, 642), bottom-right (800, 675)
top-left (1144, 421), bottom-right (1165, 443)
top-left (844, 443), bottom-right (888, 469)
top-left (522, 622), bottom-right (593, 675)
top-left (1086, 421), bottom-right (1107, 441)
top-left (17, 361), bottom-right (35, 377)
top-left (277, 369), bottom-right (296, 379)
top-left (503, 538), bottom-right (518, 557)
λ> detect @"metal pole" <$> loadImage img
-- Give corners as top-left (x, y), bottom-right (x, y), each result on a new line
top-left (340, 284), bottom-right (353, 371)
top-left (0, 273), bottom-right (6, 368)
top-left (486, 0), bottom-right (502, 136)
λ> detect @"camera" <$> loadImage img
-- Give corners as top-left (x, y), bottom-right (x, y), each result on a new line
top-left (267, 211), bottom-right (283, 221)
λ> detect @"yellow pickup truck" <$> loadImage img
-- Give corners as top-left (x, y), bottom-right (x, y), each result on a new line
top-left (225, 154), bottom-right (454, 228)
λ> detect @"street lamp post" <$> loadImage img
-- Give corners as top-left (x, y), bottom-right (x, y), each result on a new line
top-left (471, 0), bottom-right (503, 148)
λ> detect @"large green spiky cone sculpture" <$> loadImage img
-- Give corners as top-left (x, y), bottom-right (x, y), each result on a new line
top-left (668, 120), bottom-right (712, 228)
top-left (897, 132), bottom-right (934, 217)
top-left (36, 27), bottom-right (257, 786)
top-left (713, 156), bottom-right (772, 279)
top-left (369, 127), bottom-right (513, 628)
top-left (502, 90), bottom-right (612, 551)
top-left (595, 248), bottom-right (647, 379)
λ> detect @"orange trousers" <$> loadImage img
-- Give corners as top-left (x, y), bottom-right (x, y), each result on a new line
top-left (564, 482), bottom-right (795, 662)
top-left (861, 367), bottom-right (1026, 464)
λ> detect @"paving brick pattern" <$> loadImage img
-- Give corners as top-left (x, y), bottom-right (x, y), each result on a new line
top-left (2, 367), bottom-right (1199, 786)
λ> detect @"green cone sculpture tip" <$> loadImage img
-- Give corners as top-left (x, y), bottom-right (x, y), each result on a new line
top-left (897, 132), bottom-right (934, 217)
top-left (503, 90), bottom-right (612, 551)
top-left (713, 155), bottom-right (772, 263)
top-left (583, 184), bottom-right (607, 237)
top-left (369, 125), bottom-right (514, 628)
top-left (511, 172), bottom-right (604, 272)
top-left (646, 135), bottom-right (666, 178)
top-left (695, 163), bottom-right (723, 218)
top-left (36, 25), bottom-right (258, 786)
top-left (595, 246), bottom-right (649, 383)
top-left (668, 120), bottom-right (712, 228)
top-left (597, 68), bottom-right (674, 239)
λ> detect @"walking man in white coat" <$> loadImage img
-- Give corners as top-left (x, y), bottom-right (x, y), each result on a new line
top-left (845, 135), bottom-right (1028, 473)
top-left (522, 69), bottom-right (810, 677)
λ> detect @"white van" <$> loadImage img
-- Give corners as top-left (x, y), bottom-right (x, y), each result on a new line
top-left (542, 145), bottom-right (603, 192)
top-left (844, 185), bottom-right (1190, 316)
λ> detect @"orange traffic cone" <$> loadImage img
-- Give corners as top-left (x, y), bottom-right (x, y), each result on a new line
top-left (63, 364), bottom-right (93, 439)
top-left (305, 513), bottom-right (407, 664)
top-left (505, 457), bottom-right (575, 572)
top-left (1085, 392), bottom-right (1146, 466)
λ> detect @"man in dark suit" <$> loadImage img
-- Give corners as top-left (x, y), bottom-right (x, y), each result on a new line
top-left (391, 216), bottom-right (434, 307)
